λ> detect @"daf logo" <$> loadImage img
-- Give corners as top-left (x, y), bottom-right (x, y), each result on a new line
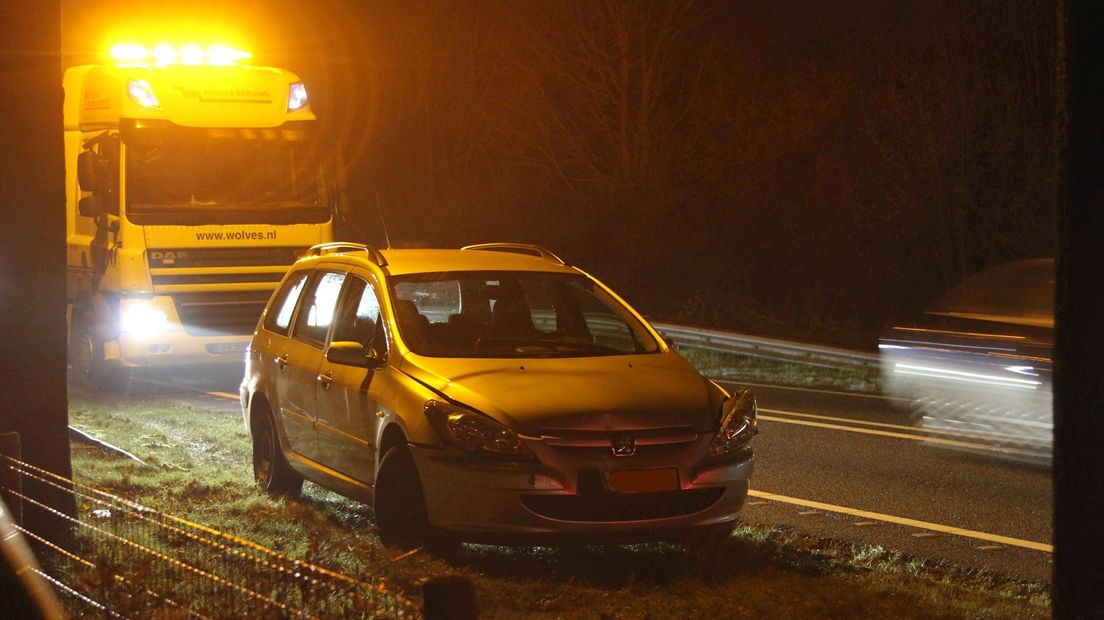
top-left (610, 435), bottom-right (636, 457)
top-left (150, 251), bottom-right (189, 265)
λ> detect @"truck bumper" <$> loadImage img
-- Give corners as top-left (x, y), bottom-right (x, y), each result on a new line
top-left (109, 331), bottom-right (251, 368)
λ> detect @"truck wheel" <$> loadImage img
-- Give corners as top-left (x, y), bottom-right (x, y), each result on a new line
top-left (252, 411), bottom-right (303, 497)
top-left (71, 313), bottom-right (108, 391)
top-left (374, 446), bottom-right (459, 556)
top-left (71, 313), bottom-right (132, 393)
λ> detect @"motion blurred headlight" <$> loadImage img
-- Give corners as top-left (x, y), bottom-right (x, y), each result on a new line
top-left (424, 400), bottom-right (532, 460)
top-left (287, 82), bottom-right (308, 112)
top-left (708, 387), bottom-right (757, 459)
top-left (127, 79), bottom-right (160, 109)
top-left (120, 300), bottom-right (169, 338)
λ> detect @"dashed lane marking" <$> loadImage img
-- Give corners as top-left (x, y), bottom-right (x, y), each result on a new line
top-left (747, 489), bottom-right (1052, 553)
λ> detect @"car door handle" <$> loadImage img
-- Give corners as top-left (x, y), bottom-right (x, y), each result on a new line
top-left (275, 354), bottom-right (289, 370)
top-left (317, 370), bottom-right (333, 388)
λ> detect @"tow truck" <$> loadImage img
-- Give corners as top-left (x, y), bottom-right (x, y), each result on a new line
top-left (65, 43), bottom-right (336, 389)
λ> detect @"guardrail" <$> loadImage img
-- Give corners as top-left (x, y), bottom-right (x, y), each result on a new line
top-left (650, 321), bottom-right (879, 367)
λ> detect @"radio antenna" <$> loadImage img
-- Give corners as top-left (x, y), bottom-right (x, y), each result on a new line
top-left (375, 195), bottom-right (393, 249)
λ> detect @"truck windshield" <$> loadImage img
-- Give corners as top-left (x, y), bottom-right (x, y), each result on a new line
top-left (122, 120), bottom-right (331, 225)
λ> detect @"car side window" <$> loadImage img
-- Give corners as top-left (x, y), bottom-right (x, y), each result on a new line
top-left (292, 271), bottom-right (346, 345)
top-left (331, 276), bottom-right (384, 351)
top-left (264, 270), bottom-right (310, 336)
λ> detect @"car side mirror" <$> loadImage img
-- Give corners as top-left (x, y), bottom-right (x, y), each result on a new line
top-left (326, 340), bottom-right (384, 369)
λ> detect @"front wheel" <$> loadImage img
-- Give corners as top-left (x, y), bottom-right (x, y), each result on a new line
top-left (374, 446), bottom-right (458, 556)
top-left (70, 312), bottom-right (128, 392)
top-left (252, 411), bottom-right (303, 497)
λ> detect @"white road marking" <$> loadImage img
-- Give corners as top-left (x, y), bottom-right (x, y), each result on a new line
top-left (208, 391), bottom-right (239, 400)
top-left (757, 414), bottom-right (1044, 456)
top-left (759, 407), bottom-right (1051, 446)
top-left (748, 489), bottom-right (1052, 553)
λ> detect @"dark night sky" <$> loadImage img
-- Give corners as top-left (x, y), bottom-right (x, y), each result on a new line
top-left (61, 0), bottom-right (1061, 346)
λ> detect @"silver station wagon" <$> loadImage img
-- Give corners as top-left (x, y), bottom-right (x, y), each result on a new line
top-left (241, 242), bottom-right (756, 551)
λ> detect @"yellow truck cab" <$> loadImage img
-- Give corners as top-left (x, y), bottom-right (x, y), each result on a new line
top-left (65, 44), bottom-right (335, 390)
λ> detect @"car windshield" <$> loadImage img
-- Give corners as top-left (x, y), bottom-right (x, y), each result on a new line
top-left (389, 271), bottom-right (660, 358)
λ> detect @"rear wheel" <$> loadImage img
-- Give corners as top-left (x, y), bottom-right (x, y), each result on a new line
top-left (252, 410), bottom-right (303, 497)
top-left (374, 446), bottom-right (458, 556)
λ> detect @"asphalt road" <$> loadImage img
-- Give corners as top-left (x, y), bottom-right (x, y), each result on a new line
top-left (87, 369), bottom-right (1053, 583)
top-left (720, 380), bottom-right (1053, 583)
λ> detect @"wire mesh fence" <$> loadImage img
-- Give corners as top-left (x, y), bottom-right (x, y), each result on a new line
top-left (1, 454), bottom-right (419, 619)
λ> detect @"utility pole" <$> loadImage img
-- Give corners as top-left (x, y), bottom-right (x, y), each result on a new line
top-left (0, 0), bottom-right (74, 543)
top-left (1054, 0), bottom-right (1104, 616)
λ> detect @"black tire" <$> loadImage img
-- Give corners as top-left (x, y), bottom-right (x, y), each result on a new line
top-left (374, 446), bottom-right (459, 556)
top-left (252, 411), bottom-right (303, 497)
top-left (70, 311), bottom-right (133, 392)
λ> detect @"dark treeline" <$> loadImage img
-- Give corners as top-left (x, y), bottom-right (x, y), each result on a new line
top-left (68, 0), bottom-right (1063, 347)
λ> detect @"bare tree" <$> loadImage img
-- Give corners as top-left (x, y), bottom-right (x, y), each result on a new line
top-left (495, 1), bottom-right (720, 211)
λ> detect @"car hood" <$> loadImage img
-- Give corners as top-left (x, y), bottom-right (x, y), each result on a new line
top-left (399, 352), bottom-right (721, 436)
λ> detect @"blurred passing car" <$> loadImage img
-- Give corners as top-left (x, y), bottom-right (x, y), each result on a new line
top-left (879, 259), bottom-right (1053, 463)
top-left (241, 242), bottom-right (756, 550)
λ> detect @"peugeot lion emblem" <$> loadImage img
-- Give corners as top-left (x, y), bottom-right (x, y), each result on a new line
top-left (610, 434), bottom-right (636, 457)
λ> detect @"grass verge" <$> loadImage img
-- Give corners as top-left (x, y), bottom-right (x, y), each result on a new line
top-left (64, 394), bottom-right (1047, 619)
top-left (677, 346), bottom-right (885, 394)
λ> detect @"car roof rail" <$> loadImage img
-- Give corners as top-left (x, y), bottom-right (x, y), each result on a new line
top-left (305, 242), bottom-right (388, 267)
top-left (461, 243), bottom-right (566, 265)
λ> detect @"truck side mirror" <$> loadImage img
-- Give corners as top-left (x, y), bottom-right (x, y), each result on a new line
top-left (77, 195), bottom-right (101, 218)
top-left (76, 151), bottom-right (101, 193)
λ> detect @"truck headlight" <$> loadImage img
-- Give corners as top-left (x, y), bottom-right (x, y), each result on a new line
top-left (127, 79), bottom-right (160, 109)
top-left (424, 400), bottom-right (532, 460)
top-left (287, 82), bottom-right (308, 112)
top-left (120, 300), bottom-right (169, 338)
top-left (708, 387), bottom-right (757, 459)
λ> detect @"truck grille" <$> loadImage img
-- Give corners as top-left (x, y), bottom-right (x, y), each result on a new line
top-left (148, 246), bottom-right (308, 269)
top-left (153, 273), bottom-right (285, 286)
top-left (172, 291), bottom-right (274, 336)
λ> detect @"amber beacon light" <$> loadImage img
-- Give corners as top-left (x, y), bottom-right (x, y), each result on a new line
top-left (109, 43), bottom-right (252, 66)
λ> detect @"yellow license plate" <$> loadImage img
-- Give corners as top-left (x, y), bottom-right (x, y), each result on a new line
top-left (607, 468), bottom-right (679, 494)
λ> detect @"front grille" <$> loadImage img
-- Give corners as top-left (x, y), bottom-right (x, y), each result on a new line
top-left (521, 488), bottom-right (724, 522)
top-left (153, 272), bottom-right (285, 286)
top-left (539, 427), bottom-right (699, 448)
top-left (148, 246), bottom-right (308, 269)
top-left (172, 291), bottom-right (273, 336)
